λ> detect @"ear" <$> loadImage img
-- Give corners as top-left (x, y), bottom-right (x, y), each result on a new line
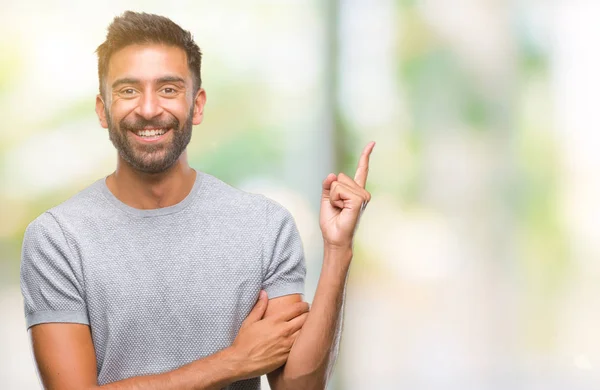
top-left (95, 94), bottom-right (109, 129)
top-left (192, 88), bottom-right (207, 126)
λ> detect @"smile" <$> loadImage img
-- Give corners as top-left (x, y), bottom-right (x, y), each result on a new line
top-left (131, 128), bottom-right (171, 143)
top-left (136, 128), bottom-right (167, 137)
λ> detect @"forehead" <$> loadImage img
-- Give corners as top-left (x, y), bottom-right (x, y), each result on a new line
top-left (106, 43), bottom-right (191, 84)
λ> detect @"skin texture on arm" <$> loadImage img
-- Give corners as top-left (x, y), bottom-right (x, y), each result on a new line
top-left (264, 294), bottom-right (303, 388)
top-left (29, 294), bottom-right (309, 390)
top-left (266, 251), bottom-right (351, 390)
top-left (30, 323), bottom-right (242, 390)
top-left (267, 142), bottom-right (375, 390)
top-left (30, 324), bottom-right (98, 390)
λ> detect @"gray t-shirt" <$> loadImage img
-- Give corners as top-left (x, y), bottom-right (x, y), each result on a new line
top-left (20, 170), bottom-right (306, 389)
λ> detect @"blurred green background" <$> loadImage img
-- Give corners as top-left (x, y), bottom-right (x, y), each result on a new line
top-left (2, 0), bottom-right (599, 389)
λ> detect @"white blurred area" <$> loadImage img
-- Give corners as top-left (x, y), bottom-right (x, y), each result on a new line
top-left (2, 1), bottom-right (600, 389)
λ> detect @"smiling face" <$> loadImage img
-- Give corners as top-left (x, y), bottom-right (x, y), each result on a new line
top-left (96, 43), bottom-right (206, 174)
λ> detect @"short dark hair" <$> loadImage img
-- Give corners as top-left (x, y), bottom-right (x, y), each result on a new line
top-left (96, 11), bottom-right (202, 97)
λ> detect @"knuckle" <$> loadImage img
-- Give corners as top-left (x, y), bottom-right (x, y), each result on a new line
top-left (285, 325), bottom-right (294, 337)
top-left (275, 328), bottom-right (286, 339)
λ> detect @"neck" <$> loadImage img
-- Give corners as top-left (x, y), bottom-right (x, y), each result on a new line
top-left (106, 152), bottom-right (197, 210)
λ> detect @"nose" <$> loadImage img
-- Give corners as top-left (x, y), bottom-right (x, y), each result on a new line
top-left (136, 91), bottom-right (164, 120)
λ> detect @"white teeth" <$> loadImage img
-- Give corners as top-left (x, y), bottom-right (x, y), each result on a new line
top-left (137, 129), bottom-right (166, 137)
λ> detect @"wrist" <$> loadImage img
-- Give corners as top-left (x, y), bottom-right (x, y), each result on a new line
top-left (215, 346), bottom-right (248, 383)
top-left (323, 244), bottom-right (353, 271)
top-left (323, 243), bottom-right (353, 257)
top-left (322, 236), bottom-right (353, 250)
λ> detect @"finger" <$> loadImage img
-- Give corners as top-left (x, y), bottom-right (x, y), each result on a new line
top-left (337, 172), bottom-right (370, 198)
top-left (287, 312), bottom-right (309, 334)
top-left (287, 329), bottom-right (302, 349)
top-left (278, 301), bottom-right (309, 322)
top-left (322, 173), bottom-right (337, 191)
top-left (328, 181), bottom-right (345, 209)
top-left (353, 141), bottom-right (375, 188)
top-left (331, 181), bottom-right (363, 203)
top-left (321, 173), bottom-right (338, 201)
top-left (330, 181), bottom-right (365, 210)
top-left (290, 329), bottom-right (301, 341)
top-left (244, 290), bottom-right (269, 324)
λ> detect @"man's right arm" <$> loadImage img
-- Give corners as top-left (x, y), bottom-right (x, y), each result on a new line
top-left (30, 323), bottom-right (239, 390)
top-left (30, 291), bottom-right (308, 390)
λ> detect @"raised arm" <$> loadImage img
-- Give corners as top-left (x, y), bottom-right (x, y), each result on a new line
top-left (267, 142), bottom-right (375, 390)
top-left (30, 291), bottom-right (308, 390)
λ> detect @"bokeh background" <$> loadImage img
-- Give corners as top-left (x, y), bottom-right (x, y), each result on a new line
top-left (1, 0), bottom-right (599, 389)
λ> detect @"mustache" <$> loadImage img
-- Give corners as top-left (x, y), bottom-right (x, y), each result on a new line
top-left (119, 116), bottom-right (180, 132)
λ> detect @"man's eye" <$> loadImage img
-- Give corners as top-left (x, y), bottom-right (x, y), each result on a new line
top-left (163, 88), bottom-right (176, 94)
top-left (120, 88), bottom-right (136, 95)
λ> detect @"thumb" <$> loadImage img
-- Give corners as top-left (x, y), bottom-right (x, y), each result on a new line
top-left (245, 290), bottom-right (269, 324)
top-left (321, 173), bottom-right (337, 201)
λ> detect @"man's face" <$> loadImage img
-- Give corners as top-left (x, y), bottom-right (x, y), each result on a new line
top-left (96, 44), bottom-right (205, 174)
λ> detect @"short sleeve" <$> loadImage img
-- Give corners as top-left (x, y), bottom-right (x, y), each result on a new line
top-left (20, 212), bottom-right (89, 329)
top-left (262, 198), bottom-right (306, 299)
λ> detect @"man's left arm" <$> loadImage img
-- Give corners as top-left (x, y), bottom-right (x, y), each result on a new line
top-left (266, 141), bottom-right (375, 390)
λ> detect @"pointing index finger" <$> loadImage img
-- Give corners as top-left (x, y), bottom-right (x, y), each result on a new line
top-left (354, 141), bottom-right (375, 188)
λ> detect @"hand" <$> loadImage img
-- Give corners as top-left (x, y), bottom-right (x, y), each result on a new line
top-left (320, 141), bottom-right (375, 249)
top-left (230, 291), bottom-right (309, 380)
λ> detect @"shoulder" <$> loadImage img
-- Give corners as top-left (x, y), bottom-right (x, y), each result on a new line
top-left (22, 211), bottom-right (72, 264)
top-left (24, 178), bottom-right (108, 238)
top-left (48, 179), bottom-right (106, 217)
top-left (195, 172), bottom-right (299, 231)
top-left (197, 171), bottom-right (287, 215)
top-left (23, 211), bottom-right (61, 243)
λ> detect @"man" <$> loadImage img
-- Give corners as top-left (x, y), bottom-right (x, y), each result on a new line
top-left (20, 11), bottom-right (374, 390)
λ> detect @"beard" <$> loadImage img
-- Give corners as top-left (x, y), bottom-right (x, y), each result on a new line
top-left (106, 106), bottom-right (194, 174)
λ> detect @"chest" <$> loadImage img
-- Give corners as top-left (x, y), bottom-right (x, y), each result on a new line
top-left (79, 222), bottom-right (264, 332)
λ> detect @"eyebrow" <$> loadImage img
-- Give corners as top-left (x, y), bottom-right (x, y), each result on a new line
top-left (111, 76), bottom-right (186, 89)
